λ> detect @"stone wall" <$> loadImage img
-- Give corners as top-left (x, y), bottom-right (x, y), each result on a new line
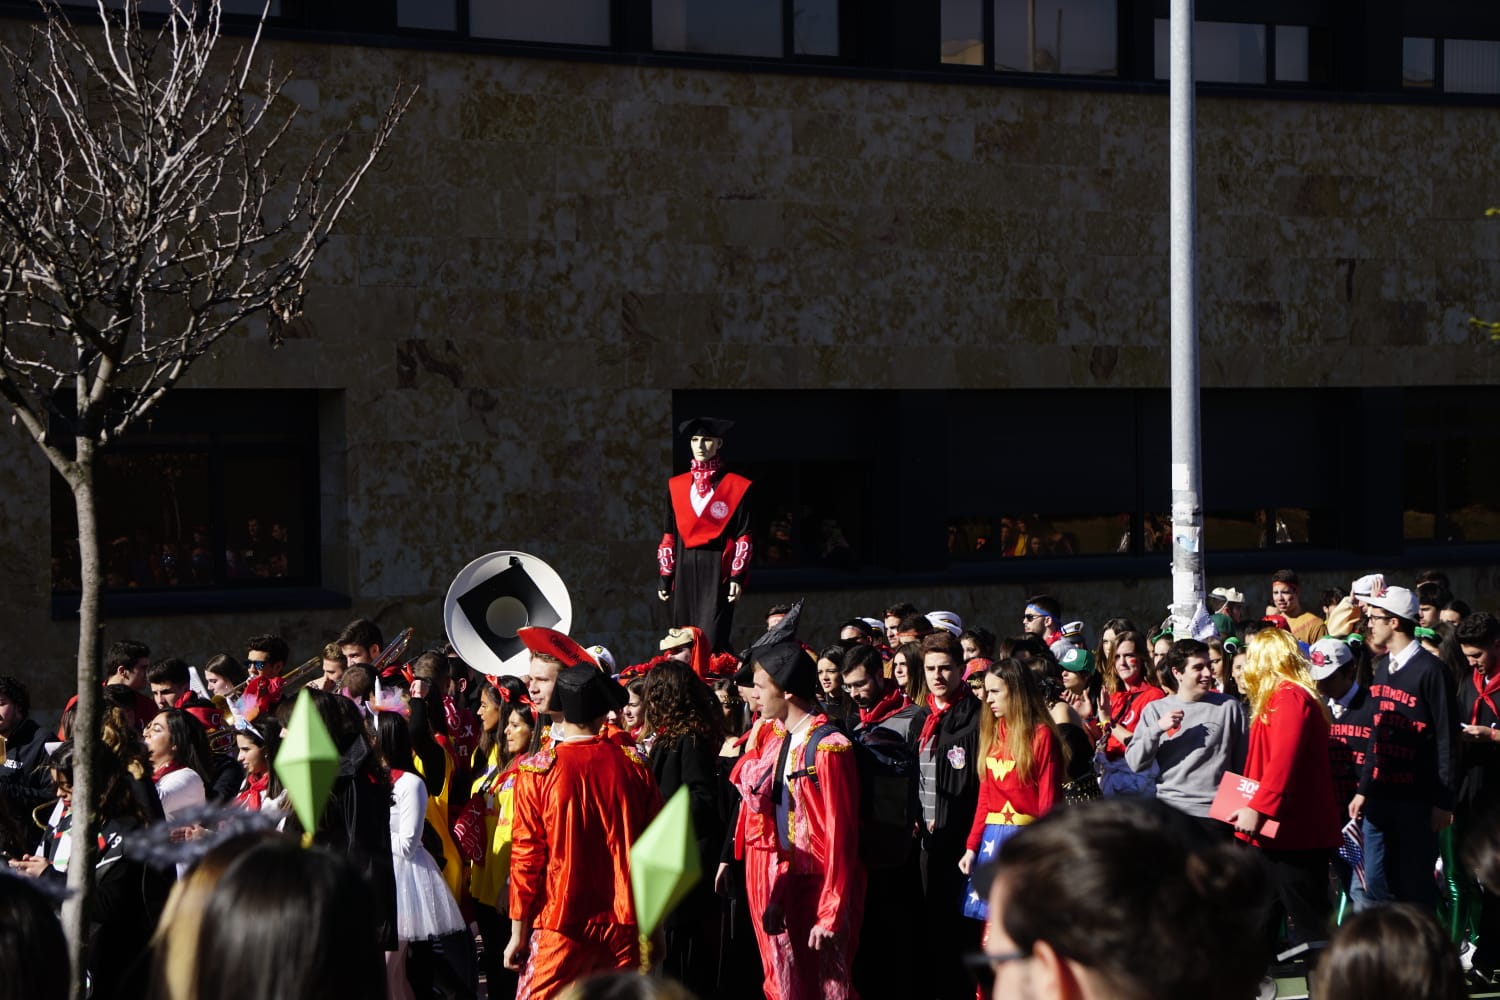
top-left (7, 35), bottom-right (1500, 706)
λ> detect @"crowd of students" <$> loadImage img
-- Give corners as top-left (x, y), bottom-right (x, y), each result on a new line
top-left (0, 566), bottom-right (1497, 1000)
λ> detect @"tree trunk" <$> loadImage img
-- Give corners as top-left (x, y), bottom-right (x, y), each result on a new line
top-left (61, 435), bottom-right (100, 1000)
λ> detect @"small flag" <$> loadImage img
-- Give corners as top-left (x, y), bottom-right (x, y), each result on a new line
top-left (1339, 817), bottom-right (1366, 890)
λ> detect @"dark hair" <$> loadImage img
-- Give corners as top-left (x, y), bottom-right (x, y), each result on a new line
top-left (816, 645), bottom-right (846, 671)
top-left (48, 742), bottom-right (141, 821)
top-left (1446, 598), bottom-right (1472, 619)
top-left (192, 839), bottom-right (385, 1000)
top-left (1415, 569), bottom-right (1452, 590)
top-left (411, 650), bottom-right (449, 681)
top-left (0, 676), bottom-right (29, 718)
top-left (375, 711), bottom-right (417, 773)
top-left (236, 719), bottom-right (285, 798)
top-left (920, 630), bottom-right (963, 664)
top-left (0, 874), bottom-right (69, 1000)
top-left (1417, 581), bottom-right (1453, 610)
top-left (1312, 904), bottom-right (1465, 1000)
top-left (1270, 569), bottom-right (1300, 589)
top-left (336, 618), bottom-right (383, 651)
top-left (1241, 619), bottom-right (1270, 640)
top-left (154, 708), bottom-right (214, 784)
top-left (105, 639), bottom-right (149, 672)
top-left (341, 665), bottom-right (374, 699)
top-left (711, 676), bottom-right (750, 737)
top-left (896, 613), bottom-right (932, 637)
top-left (893, 640), bottom-right (927, 701)
top-left (202, 653), bottom-right (247, 688)
top-left (498, 697), bottom-right (537, 769)
top-left (246, 634), bottom-right (290, 666)
top-left (837, 619), bottom-right (872, 639)
top-left (765, 603), bottom-right (793, 619)
top-left (642, 661), bottom-right (721, 756)
top-left (841, 644), bottom-right (885, 681)
top-left (884, 601), bottom-right (919, 621)
top-left (147, 657), bottom-right (192, 688)
top-left (101, 683), bottom-right (138, 715)
top-left (994, 798), bottom-right (1271, 1000)
top-left (1164, 639), bottom-right (1209, 675)
top-left (960, 626), bottom-right (997, 658)
top-left (1103, 630), bottom-right (1154, 693)
top-left (1456, 611), bottom-right (1500, 648)
top-left (305, 688), bottom-right (386, 786)
top-left (1024, 594), bottom-right (1061, 622)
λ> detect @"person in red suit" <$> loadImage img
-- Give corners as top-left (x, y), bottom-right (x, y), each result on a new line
top-left (1228, 626), bottom-right (1340, 946)
top-left (657, 417), bottom-right (753, 653)
top-left (738, 639), bottom-right (865, 1000)
top-left (503, 628), bottom-right (662, 1000)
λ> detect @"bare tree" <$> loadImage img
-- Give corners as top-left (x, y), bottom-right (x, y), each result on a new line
top-left (0, 2), bottom-right (410, 992)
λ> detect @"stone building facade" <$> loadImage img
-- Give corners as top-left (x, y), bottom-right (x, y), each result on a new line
top-left (6, 5), bottom-right (1500, 705)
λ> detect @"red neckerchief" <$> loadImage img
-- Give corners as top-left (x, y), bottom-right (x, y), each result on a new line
top-left (237, 771), bottom-right (269, 812)
top-left (859, 685), bottom-right (910, 728)
top-left (918, 682), bottom-right (970, 752)
top-left (152, 761), bottom-right (186, 783)
top-left (1473, 668), bottom-right (1500, 726)
top-left (690, 456), bottom-right (722, 497)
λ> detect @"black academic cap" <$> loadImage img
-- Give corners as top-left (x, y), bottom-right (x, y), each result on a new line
top-left (549, 664), bottom-right (629, 723)
top-left (677, 416), bottom-right (735, 439)
top-left (734, 599), bottom-right (805, 685)
top-left (747, 640), bottom-right (816, 696)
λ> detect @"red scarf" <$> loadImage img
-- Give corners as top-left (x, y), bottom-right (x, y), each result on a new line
top-left (918, 683), bottom-right (969, 752)
top-left (1472, 668), bottom-right (1500, 726)
top-left (237, 771), bottom-right (270, 812)
top-left (859, 684), bottom-right (910, 728)
top-left (152, 761), bottom-right (185, 783)
top-left (690, 456), bottom-right (722, 498)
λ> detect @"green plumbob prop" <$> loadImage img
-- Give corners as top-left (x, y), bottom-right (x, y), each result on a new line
top-left (629, 786), bottom-right (701, 971)
top-left (273, 690), bottom-right (340, 846)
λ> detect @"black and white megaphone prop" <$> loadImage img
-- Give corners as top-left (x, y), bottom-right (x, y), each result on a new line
top-left (443, 551), bottom-right (572, 677)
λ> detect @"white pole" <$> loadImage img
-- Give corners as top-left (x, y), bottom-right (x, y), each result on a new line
top-left (1169, 0), bottom-right (1205, 638)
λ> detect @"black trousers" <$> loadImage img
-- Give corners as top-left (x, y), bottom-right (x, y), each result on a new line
top-left (921, 831), bottom-right (983, 1000)
top-left (1260, 846), bottom-right (1334, 947)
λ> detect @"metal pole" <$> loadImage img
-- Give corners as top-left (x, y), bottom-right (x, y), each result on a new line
top-left (1169, 0), bottom-right (1205, 639)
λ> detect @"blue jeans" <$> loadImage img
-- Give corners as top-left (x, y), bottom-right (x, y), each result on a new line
top-left (1361, 799), bottom-right (1438, 908)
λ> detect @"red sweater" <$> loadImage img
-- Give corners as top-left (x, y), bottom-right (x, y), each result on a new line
top-left (967, 722), bottom-right (1064, 851)
top-left (1239, 682), bottom-right (1340, 851)
top-left (1105, 683), bottom-right (1166, 757)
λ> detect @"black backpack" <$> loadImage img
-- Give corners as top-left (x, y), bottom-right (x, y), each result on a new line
top-left (790, 716), bottom-right (920, 869)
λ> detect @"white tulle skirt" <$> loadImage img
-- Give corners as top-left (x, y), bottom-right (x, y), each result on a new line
top-left (394, 846), bottom-right (466, 942)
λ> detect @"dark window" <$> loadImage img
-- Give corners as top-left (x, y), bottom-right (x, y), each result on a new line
top-left (993, 0), bottom-right (1118, 75)
top-left (1405, 390), bottom-right (1500, 544)
top-left (466, 0), bottom-right (612, 45)
top-left (942, 0), bottom-right (1117, 74)
top-left (1403, 37), bottom-right (1438, 88)
top-left (1444, 39), bottom-right (1500, 94)
top-left (50, 391), bottom-right (322, 594)
top-left (652, 0), bottom-right (839, 59)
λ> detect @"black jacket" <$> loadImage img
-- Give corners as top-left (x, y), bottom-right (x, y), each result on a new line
top-left (916, 695), bottom-right (982, 840)
top-left (316, 739), bottom-right (398, 951)
top-left (0, 717), bottom-right (56, 815)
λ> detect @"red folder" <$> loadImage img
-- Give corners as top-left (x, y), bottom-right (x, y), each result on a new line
top-left (1210, 771), bottom-right (1280, 839)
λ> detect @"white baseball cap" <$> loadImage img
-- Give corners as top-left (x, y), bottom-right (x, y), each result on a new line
top-left (1308, 638), bottom-right (1354, 681)
top-left (1362, 586), bottom-right (1419, 623)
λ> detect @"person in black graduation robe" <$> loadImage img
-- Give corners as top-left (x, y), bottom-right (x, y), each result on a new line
top-left (658, 417), bottom-right (752, 653)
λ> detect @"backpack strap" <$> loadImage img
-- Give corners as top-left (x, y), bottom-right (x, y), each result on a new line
top-left (788, 722), bottom-right (841, 788)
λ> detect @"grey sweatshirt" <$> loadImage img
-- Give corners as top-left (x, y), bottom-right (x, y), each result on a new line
top-left (1124, 692), bottom-right (1247, 818)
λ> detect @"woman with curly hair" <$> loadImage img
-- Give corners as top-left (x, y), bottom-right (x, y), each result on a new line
top-left (1227, 627), bottom-right (1340, 946)
top-left (642, 661), bottom-right (726, 997)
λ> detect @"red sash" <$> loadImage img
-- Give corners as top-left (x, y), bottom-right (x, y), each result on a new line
top-left (669, 472), bottom-right (750, 547)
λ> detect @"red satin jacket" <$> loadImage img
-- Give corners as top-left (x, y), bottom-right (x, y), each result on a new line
top-left (764, 714), bottom-right (864, 935)
top-left (508, 736), bottom-right (662, 930)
